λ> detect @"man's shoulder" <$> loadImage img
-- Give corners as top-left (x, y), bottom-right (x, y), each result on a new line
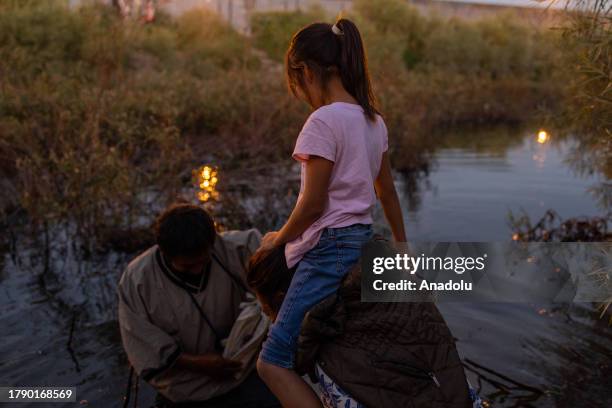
top-left (119, 245), bottom-right (159, 289)
top-left (217, 229), bottom-right (261, 249)
top-left (215, 228), bottom-right (261, 264)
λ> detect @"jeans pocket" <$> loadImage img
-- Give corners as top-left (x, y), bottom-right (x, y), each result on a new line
top-left (337, 231), bottom-right (372, 249)
top-left (338, 239), bottom-right (368, 250)
top-left (337, 244), bottom-right (365, 277)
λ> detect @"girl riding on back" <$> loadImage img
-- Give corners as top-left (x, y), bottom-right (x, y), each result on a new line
top-left (256, 18), bottom-right (407, 408)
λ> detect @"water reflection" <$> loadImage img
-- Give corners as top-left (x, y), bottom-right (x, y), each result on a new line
top-left (392, 125), bottom-right (610, 406)
top-left (537, 130), bottom-right (550, 144)
top-left (440, 301), bottom-right (612, 408)
top-left (1, 125), bottom-right (609, 408)
top-left (194, 164), bottom-right (219, 202)
top-left (392, 126), bottom-right (605, 242)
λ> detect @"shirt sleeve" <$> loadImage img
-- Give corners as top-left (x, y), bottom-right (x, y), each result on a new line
top-left (380, 117), bottom-right (389, 153)
top-left (117, 274), bottom-right (181, 381)
top-left (293, 116), bottom-right (337, 163)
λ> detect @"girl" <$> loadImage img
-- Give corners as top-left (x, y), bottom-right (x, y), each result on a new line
top-left (248, 245), bottom-right (483, 408)
top-left (257, 18), bottom-right (407, 408)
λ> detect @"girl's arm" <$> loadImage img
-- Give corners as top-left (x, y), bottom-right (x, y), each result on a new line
top-left (270, 156), bottom-right (333, 247)
top-left (375, 152), bottom-right (407, 242)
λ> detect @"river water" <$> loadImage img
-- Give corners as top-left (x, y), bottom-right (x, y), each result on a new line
top-left (1, 126), bottom-right (610, 407)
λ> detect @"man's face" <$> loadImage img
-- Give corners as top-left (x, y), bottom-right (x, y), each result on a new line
top-left (169, 248), bottom-right (212, 275)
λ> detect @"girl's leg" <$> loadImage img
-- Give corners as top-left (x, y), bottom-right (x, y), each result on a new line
top-left (256, 360), bottom-right (322, 408)
top-left (257, 234), bottom-right (338, 408)
top-left (259, 231), bottom-right (341, 369)
top-left (258, 225), bottom-right (372, 407)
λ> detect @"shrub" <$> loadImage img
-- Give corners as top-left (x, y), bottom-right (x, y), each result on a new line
top-left (560, 0), bottom-right (611, 179)
top-left (250, 6), bottom-right (326, 62)
top-left (0, 0), bottom-right (576, 250)
top-left (353, 0), bottom-right (426, 71)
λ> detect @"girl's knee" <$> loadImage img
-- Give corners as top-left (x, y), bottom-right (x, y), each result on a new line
top-left (256, 357), bottom-right (274, 381)
top-left (257, 357), bottom-right (288, 383)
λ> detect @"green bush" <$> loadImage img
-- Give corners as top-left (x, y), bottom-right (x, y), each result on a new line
top-left (422, 14), bottom-right (561, 80)
top-left (560, 0), bottom-right (611, 179)
top-left (0, 0), bottom-right (575, 248)
top-left (176, 8), bottom-right (255, 72)
top-left (250, 6), bottom-right (325, 61)
top-left (353, 0), bottom-right (426, 70)
top-left (0, 1), bottom-right (310, 243)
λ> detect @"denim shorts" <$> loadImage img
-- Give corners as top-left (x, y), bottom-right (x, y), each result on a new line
top-left (259, 223), bottom-right (373, 369)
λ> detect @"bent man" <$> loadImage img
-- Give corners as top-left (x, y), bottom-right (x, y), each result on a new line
top-left (118, 203), bottom-right (280, 408)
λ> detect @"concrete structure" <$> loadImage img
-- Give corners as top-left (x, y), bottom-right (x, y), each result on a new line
top-left (161, 0), bottom-right (352, 31)
top-left (159, 0), bottom-right (566, 31)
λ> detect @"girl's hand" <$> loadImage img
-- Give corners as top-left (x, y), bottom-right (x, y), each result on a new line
top-left (260, 231), bottom-right (279, 251)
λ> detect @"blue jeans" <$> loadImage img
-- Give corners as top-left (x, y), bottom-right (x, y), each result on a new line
top-left (259, 223), bottom-right (373, 369)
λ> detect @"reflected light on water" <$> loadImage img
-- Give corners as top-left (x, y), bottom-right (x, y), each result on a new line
top-left (537, 130), bottom-right (549, 144)
top-left (532, 129), bottom-right (550, 168)
top-left (195, 165), bottom-right (219, 202)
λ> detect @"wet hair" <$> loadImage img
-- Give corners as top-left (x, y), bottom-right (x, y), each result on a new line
top-left (247, 245), bottom-right (295, 315)
top-left (154, 203), bottom-right (216, 259)
top-left (285, 18), bottom-right (380, 121)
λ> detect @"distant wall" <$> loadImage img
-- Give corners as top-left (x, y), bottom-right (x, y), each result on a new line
top-left (409, 0), bottom-right (564, 25)
top-left (156, 0), bottom-right (565, 31)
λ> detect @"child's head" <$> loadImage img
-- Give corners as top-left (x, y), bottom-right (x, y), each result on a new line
top-left (285, 18), bottom-right (379, 121)
top-left (247, 245), bottom-right (295, 320)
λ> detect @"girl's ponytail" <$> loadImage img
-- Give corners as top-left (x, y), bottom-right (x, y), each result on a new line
top-left (334, 18), bottom-right (378, 121)
top-left (285, 18), bottom-right (380, 121)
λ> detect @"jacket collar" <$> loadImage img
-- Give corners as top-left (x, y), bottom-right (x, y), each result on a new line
top-left (155, 248), bottom-right (211, 294)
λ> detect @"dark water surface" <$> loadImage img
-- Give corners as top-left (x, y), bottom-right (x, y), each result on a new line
top-left (385, 127), bottom-right (605, 240)
top-left (1, 127), bottom-right (610, 407)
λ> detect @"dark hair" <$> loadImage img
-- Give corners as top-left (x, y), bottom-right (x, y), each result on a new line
top-left (285, 18), bottom-right (380, 121)
top-left (154, 203), bottom-right (216, 259)
top-left (247, 245), bottom-right (295, 315)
